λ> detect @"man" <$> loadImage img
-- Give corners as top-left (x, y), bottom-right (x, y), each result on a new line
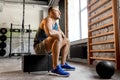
top-left (34, 6), bottom-right (75, 77)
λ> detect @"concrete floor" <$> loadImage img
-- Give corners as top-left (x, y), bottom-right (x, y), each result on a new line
top-left (0, 57), bottom-right (120, 80)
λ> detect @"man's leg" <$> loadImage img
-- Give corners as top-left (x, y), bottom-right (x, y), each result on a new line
top-left (51, 39), bottom-right (61, 69)
top-left (61, 39), bottom-right (70, 65)
top-left (44, 37), bottom-right (62, 69)
top-left (45, 37), bottom-right (70, 76)
top-left (60, 38), bottom-right (75, 70)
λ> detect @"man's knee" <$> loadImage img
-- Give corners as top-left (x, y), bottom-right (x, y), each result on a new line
top-left (54, 38), bottom-right (62, 44)
top-left (64, 38), bottom-right (70, 46)
top-left (67, 39), bottom-right (70, 44)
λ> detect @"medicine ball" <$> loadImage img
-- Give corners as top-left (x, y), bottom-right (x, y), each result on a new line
top-left (96, 61), bottom-right (115, 79)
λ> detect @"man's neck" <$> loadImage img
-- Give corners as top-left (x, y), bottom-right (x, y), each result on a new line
top-left (48, 15), bottom-right (57, 22)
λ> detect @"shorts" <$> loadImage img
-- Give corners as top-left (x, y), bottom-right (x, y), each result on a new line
top-left (34, 40), bottom-right (50, 55)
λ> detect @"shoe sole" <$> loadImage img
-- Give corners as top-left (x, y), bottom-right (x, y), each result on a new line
top-left (63, 68), bottom-right (75, 71)
top-left (48, 72), bottom-right (70, 77)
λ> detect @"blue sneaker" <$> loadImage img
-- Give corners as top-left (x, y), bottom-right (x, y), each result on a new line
top-left (50, 65), bottom-right (70, 77)
top-left (61, 63), bottom-right (75, 71)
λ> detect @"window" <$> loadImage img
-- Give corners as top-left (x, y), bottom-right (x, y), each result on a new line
top-left (68, 0), bottom-right (88, 42)
top-left (68, 0), bottom-right (80, 42)
top-left (80, 0), bottom-right (88, 39)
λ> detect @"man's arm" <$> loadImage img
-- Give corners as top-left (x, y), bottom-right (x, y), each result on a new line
top-left (44, 18), bottom-right (61, 40)
top-left (58, 25), bottom-right (66, 39)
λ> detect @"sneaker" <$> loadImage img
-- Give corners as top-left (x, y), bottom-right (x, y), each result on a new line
top-left (61, 63), bottom-right (75, 71)
top-left (49, 65), bottom-right (70, 77)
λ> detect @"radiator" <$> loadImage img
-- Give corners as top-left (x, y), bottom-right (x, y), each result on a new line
top-left (70, 44), bottom-right (87, 59)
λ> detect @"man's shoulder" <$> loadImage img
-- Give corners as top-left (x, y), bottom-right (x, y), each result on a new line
top-left (45, 17), bottom-right (53, 22)
top-left (40, 17), bottom-right (52, 24)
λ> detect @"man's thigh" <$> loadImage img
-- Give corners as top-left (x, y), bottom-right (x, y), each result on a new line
top-left (34, 40), bottom-right (48, 55)
top-left (44, 37), bottom-right (56, 51)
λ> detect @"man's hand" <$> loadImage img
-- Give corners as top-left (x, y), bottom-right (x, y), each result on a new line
top-left (61, 31), bottom-right (65, 39)
top-left (55, 31), bottom-right (65, 41)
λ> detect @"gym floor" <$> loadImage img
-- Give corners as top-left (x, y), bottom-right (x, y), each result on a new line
top-left (0, 57), bottom-right (120, 80)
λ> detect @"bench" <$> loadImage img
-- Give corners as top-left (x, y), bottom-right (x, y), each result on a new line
top-left (22, 53), bottom-right (52, 73)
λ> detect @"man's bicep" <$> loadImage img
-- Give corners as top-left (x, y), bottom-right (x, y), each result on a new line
top-left (44, 20), bottom-right (53, 36)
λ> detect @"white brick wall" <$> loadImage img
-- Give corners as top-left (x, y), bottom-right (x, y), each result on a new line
top-left (0, 2), bottom-right (48, 30)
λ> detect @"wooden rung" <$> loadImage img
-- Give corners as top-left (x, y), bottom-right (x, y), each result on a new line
top-left (89, 22), bottom-right (113, 32)
top-left (89, 31), bottom-right (114, 38)
top-left (90, 40), bottom-right (114, 45)
top-left (89, 5), bottom-right (112, 19)
top-left (88, 14), bottom-right (112, 26)
top-left (90, 49), bottom-right (115, 52)
top-left (90, 57), bottom-right (116, 61)
top-left (88, 0), bottom-right (97, 7)
top-left (88, 0), bottom-right (110, 13)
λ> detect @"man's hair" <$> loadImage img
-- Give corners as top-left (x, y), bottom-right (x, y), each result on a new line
top-left (48, 7), bottom-right (53, 13)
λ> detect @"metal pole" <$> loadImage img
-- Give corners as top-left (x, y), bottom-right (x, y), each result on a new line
top-left (28, 24), bottom-right (30, 54)
top-left (21, 0), bottom-right (25, 53)
top-left (22, 0), bottom-right (25, 31)
top-left (9, 23), bottom-right (13, 57)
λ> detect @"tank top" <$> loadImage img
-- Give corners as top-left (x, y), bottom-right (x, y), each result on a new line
top-left (33, 22), bottom-right (58, 47)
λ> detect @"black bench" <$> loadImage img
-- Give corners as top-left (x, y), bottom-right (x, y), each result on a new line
top-left (22, 54), bottom-right (52, 73)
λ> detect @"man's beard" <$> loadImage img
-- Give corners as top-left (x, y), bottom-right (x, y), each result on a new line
top-left (56, 16), bottom-right (60, 19)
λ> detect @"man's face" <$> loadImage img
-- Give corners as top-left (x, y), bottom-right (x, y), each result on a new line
top-left (52, 8), bottom-right (61, 19)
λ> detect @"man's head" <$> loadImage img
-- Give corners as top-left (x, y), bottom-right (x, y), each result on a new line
top-left (48, 6), bottom-right (61, 19)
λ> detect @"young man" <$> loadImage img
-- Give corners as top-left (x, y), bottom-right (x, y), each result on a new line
top-left (34, 6), bottom-right (75, 77)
